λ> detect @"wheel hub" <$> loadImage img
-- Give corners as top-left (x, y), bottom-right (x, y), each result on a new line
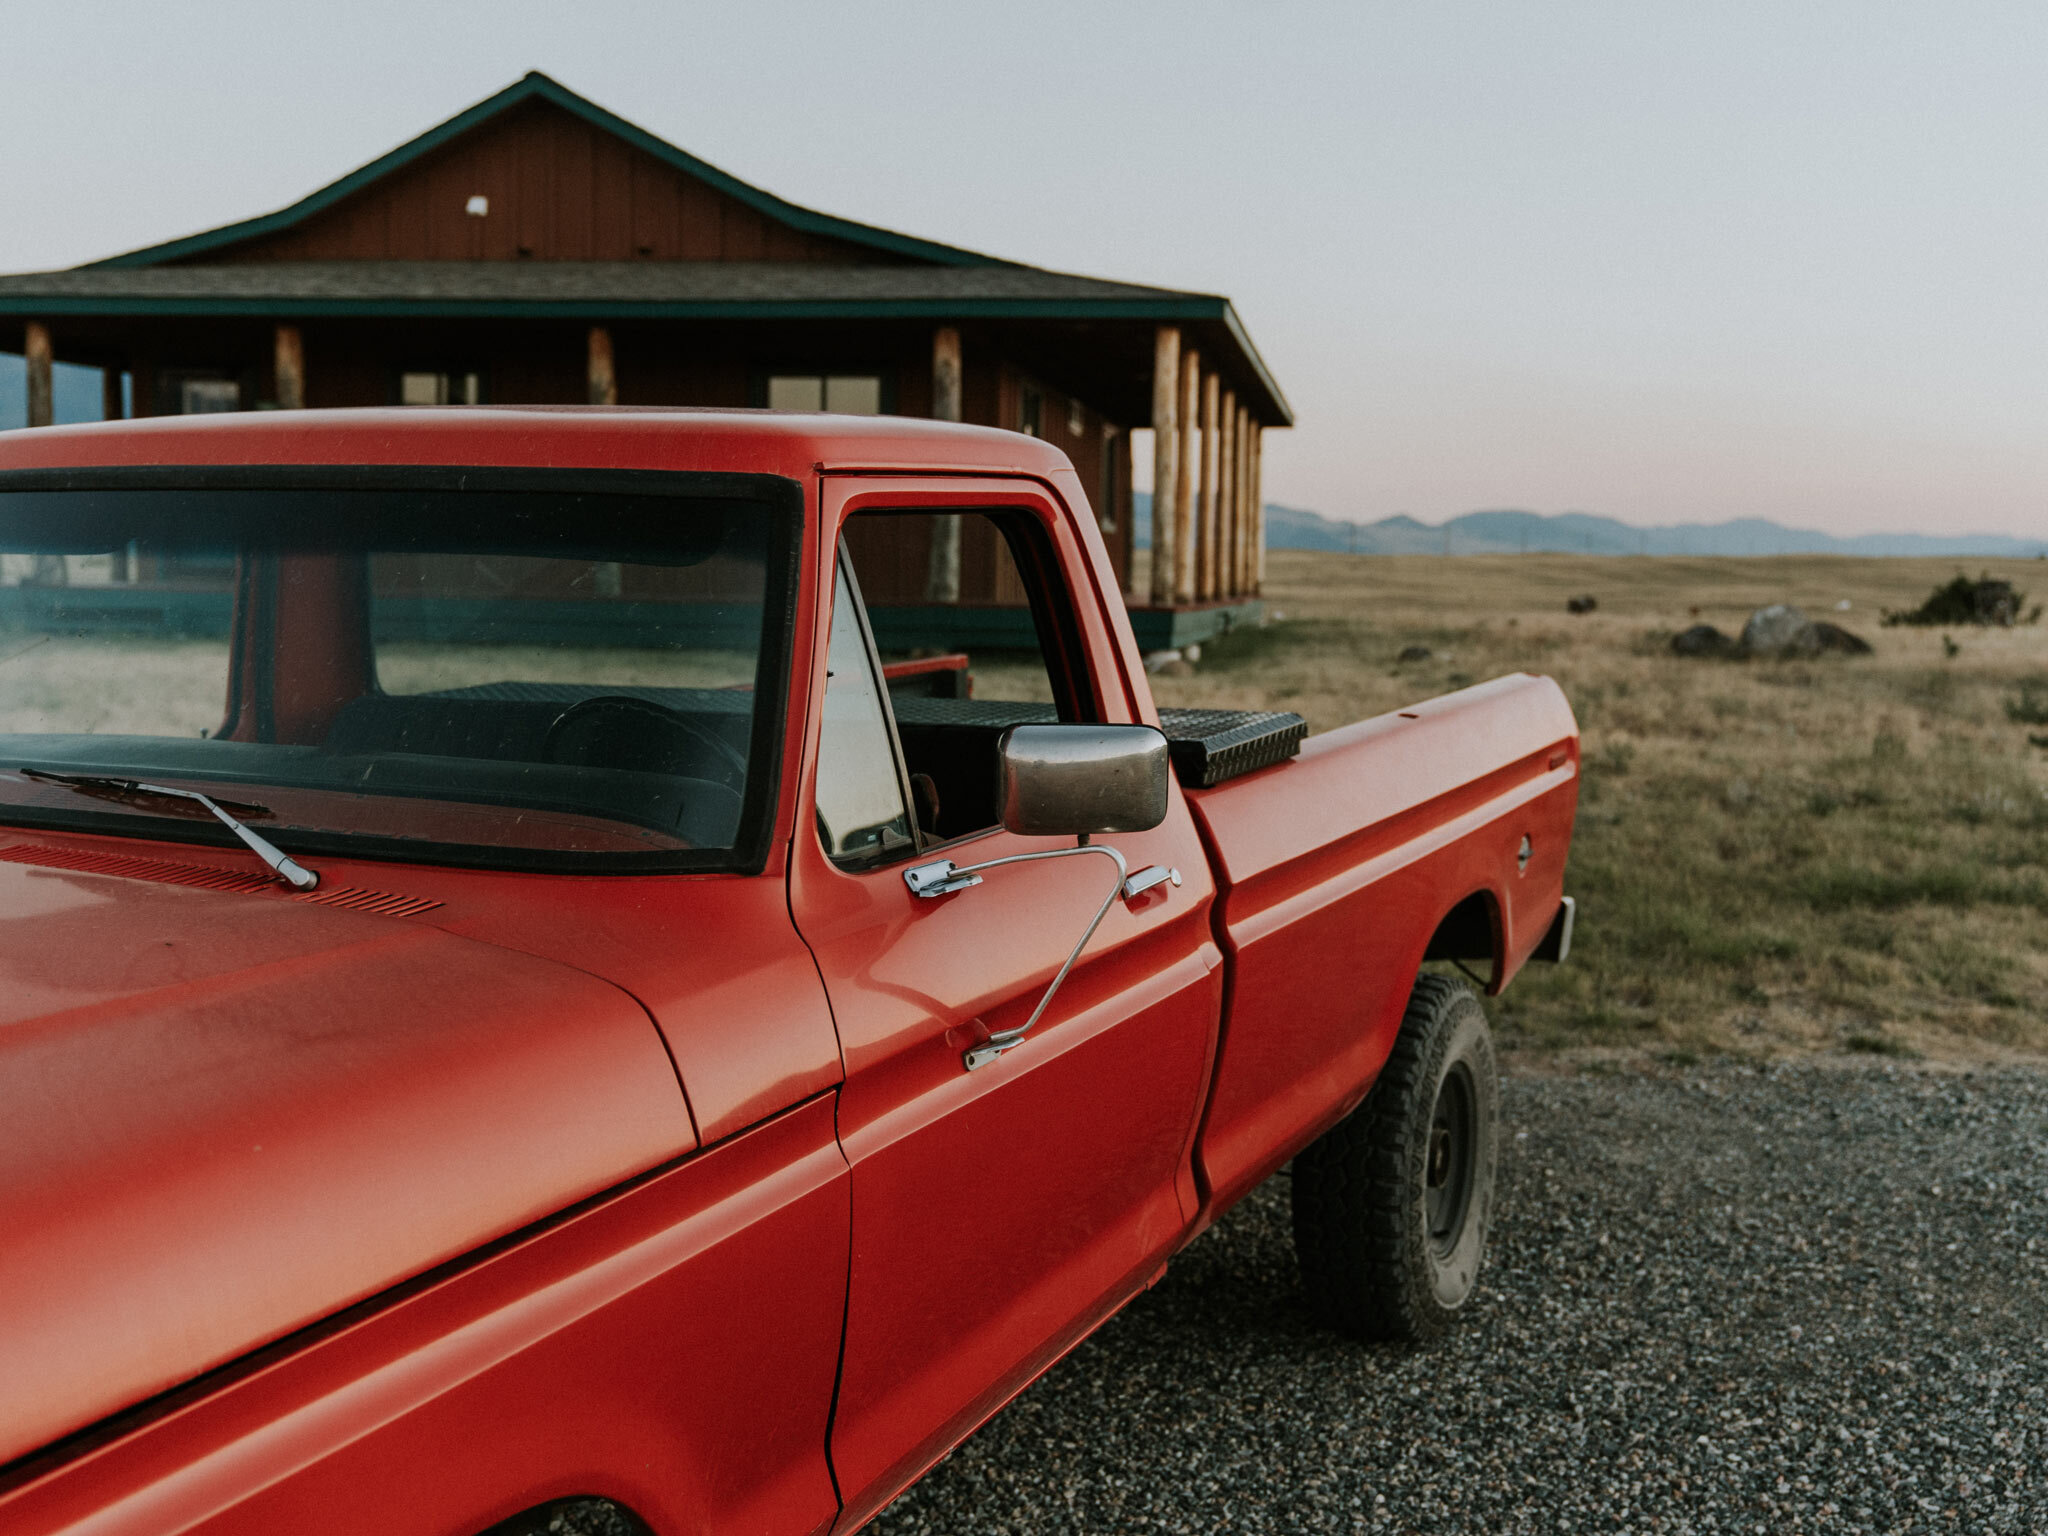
top-left (1424, 1063), bottom-right (1477, 1258)
top-left (1428, 1127), bottom-right (1453, 1186)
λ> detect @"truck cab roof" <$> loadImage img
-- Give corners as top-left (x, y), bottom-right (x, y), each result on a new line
top-left (0, 406), bottom-right (1082, 481)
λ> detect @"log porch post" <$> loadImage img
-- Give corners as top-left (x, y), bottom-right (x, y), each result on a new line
top-left (103, 364), bottom-right (128, 581)
top-left (1173, 348), bottom-right (1200, 603)
top-left (1212, 387), bottom-right (1228, 598)
top-left (24, 322), bottom-right (53, 429)
top-left (22, 323), bottom-right (62, 582)
top-left (1221, 401), bottom-right (1236, 597)
top-left (1233, 403), bottom-right (1252, 594)
top-left (1250, 423), bottom-right (1266, 593)
top-left (924, 326), bottom-right (964, 602)
top-left (1147, 326), bottom-right (1180, 609)
top-left (274, 325), bottom-right (305, 410)
top-left (1197, 372), bottom-right (1221, 601)
top-left (586, 326), bottom-right (617, 406)
top-left (585, 327), bottom-right (623, 595)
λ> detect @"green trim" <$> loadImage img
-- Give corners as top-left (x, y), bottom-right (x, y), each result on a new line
top-left (84, 73), bottom-right (1004, 272)
top-left (1127, 600), bottom-right (1266, 651)
top-left (0, 294), bottom-right (1222, 322)
top-left (1219, 303), bottom-right (1292, 428)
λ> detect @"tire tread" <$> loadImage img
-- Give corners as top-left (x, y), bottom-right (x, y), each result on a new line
top-left (1291, 973), bottom-right (1492, 1343)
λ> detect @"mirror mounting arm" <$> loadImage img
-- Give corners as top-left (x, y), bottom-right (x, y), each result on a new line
top-left (903, 843), bottom-right (1130, 1072)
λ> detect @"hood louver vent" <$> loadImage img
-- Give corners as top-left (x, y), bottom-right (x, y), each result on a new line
top-left (298, 884), bottom-right (446, 918)
top-left (0, 843), bottom-right (444, 918)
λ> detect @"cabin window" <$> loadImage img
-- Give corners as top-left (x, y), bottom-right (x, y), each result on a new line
top-left (179, 379), bottom-right (241, 414)
top-left (399, 371), bottom-right (482, 406)
top-left (1018, 385), bottom-right (1043, 438)
top-left (766, 374), bottom-right (883, 414)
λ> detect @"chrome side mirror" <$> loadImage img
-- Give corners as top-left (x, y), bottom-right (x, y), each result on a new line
top-left (994, 723), bottom-right (1170, 838)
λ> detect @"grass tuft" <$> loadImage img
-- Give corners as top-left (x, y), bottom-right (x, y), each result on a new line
top-left (2005, 676), bottom-right (2048, 725)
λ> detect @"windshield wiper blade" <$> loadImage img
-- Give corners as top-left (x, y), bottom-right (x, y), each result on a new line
top-left (21, 771), bottom-right (275, 820)
top-left (20, 771), bottom-right (319, 892)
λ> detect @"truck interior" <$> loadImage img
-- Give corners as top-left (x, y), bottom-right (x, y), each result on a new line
top-left (0, 480), bottom-right (791, 864)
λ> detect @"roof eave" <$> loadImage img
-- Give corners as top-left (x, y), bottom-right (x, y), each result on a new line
top-left (1215, 302), bottom-right (1293, 428)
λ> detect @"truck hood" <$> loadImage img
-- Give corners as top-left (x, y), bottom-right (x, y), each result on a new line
top-left (0, 852), bottom-right (697, 1469)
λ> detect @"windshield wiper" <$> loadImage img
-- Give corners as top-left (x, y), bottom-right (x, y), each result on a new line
top-left (20, 771), bottom-right (319, 892)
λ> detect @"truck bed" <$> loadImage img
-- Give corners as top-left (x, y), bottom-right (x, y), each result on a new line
top-left (1182, 674), bottom-right (1580, 1218)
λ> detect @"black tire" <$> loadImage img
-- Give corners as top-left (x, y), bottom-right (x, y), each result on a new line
top-left (1291, 971), bottom-right (1499, 1343)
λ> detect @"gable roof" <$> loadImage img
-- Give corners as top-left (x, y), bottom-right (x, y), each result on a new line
top-left (85, 72), bottom-right (1008, 271)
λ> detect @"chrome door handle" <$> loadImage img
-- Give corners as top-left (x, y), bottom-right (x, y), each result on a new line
top-left (1122, 864), bottom-right (1180, 901)
top-left (904, 858), bottom-right (983, 897)
top-left (962, 1030), bottom-right (1027, 1071)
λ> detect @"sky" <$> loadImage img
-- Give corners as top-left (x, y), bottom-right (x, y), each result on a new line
top-left (2, 0), bottom-right (2044, 539)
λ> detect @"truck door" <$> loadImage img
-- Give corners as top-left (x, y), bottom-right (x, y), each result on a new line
top-left (786, 479), bottom-right (1221, 1530)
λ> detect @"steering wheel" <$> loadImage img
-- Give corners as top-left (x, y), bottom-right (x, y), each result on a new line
top-left (542, 694), bottom-right (748, 791)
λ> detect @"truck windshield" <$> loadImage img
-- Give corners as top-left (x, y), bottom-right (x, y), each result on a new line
top-left (0, 474), bottom-right (795, 872)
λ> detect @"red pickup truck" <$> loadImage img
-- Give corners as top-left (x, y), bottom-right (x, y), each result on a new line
top-left (0, 409), bottom-right (1577, 1536)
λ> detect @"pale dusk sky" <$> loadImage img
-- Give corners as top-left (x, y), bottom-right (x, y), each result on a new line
top-left (2, 1), bottom-right (2042, 538)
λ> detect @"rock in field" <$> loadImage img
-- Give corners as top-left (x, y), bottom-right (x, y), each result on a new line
top-left (1566, 595), bottom-right (1598, 614)
top-left (1802, 620), bottom-right (1873, 655)
top-left (1732, 604), bottom-right (1875, 659)
top-left (1671, 610), bottom-right (1874, 660)
top-left (1740, 603), bottom-right (1809, 653)
top-left (1396, 644), bottom-right (1434, 663)
top-left (1670, 623), bottom-right (1739, 657)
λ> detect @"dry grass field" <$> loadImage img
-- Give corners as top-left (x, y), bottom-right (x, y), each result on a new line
top-left (1143, 549), bottom-right (2048, 1067)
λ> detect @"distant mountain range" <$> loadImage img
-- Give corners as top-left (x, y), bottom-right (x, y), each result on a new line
top-left (1134, 494), bottom-right (2048, 559)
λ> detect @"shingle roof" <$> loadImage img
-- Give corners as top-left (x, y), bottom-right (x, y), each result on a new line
top-left (0, 260), bottom-right (1197, 307)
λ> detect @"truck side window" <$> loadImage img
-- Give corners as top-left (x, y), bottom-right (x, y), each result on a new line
top-left (840, 508), bottom-right (1096, 843)
top-left (815, 560), bottom-right (916, 869)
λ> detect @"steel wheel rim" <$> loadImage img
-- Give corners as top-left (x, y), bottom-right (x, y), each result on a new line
top-left (1425, 1062), bottom-right (1477, 1257)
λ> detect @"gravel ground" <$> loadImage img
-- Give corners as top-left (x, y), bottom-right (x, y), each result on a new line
top-left (868, 1062), bottom-right (2048, 1535)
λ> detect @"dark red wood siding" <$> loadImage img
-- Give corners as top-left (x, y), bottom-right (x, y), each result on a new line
top-left (198, 99), bottom-right (897, 266)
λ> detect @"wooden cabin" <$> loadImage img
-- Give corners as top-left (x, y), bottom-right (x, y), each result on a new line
top-left (0, 73), bottom-right (1289, 645)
